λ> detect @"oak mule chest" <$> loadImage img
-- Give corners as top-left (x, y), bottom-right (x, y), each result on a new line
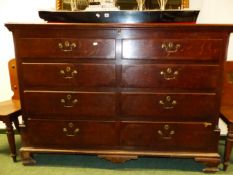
top-left (6, 23), bottom-right (233, 172)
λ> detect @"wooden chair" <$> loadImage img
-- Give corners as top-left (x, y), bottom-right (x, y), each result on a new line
top-left (221, 61), bottom-right (233, 170)
top-left (0, 59), bottom-right (21, 162)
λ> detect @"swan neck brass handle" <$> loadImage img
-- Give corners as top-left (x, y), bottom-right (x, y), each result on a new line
top-left (58, 41), bottom-right (76, 52)
top-left (60, 66), bottom-right (78, 79)
top-left (157, 124), bottom-right (175, 140)
top-left (159, 96), bottom-right (177, 109)
top-left (161, 42), bottom-right (181, 55)
top-left (160, 67), bottom-right (179, 80)
top-left (60, 94), bottom-right (78, 108)
top-left (63, 122), bottom-right (80, 137)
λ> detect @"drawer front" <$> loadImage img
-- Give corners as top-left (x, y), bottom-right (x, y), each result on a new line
top-left (120, 122), bottom-right (219, 152)
top-left (122, 39), bottom-right (221, 61)
top-left (121, 93), bottom-right (217, 121)
top-left (18, 38), bottom-right (115, 59)
top-left (23, 91), bottom-right (116, 119)
top-left (122, 64), bottom-right (220, 89)
top-left (27, 120), bottom-right (119, 148)
top-left (22, 63), bottom-right (116, 88)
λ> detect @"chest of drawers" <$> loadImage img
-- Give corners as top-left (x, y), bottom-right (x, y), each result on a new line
top-left (6, 23), bottom-right (233, 172)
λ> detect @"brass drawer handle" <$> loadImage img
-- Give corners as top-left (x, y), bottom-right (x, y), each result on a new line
top-left (160, 67), bottom-right (179, 80)
top-left (60, 66), bottom-right (78, 79)
top-left (60, 94), bottom-right (78, 108)
top-left (63, 122), bottom-right (80, 137)
top-left (157, 124), bottom-right (175, 140)
top-left (161, 42), bottom-right (181, 55)
top-left (159, 96), bottom-right (177, 109)
top-left (58, 41), bottom-right (76, 52)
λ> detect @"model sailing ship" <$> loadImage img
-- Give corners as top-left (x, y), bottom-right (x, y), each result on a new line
top-left (39, 0), bottom-right (199, 23)
top-left (76, 0), bottom-right (169, 11)
top-left (85, 0), bottom-right (120, 11)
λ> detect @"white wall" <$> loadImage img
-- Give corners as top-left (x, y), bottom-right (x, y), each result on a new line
top-left (190, 0), bottom-right (203, 10)
top-left (0, 0), bottom-right (55, 102)
top-left (0, 0), bottom-right (56, 128)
